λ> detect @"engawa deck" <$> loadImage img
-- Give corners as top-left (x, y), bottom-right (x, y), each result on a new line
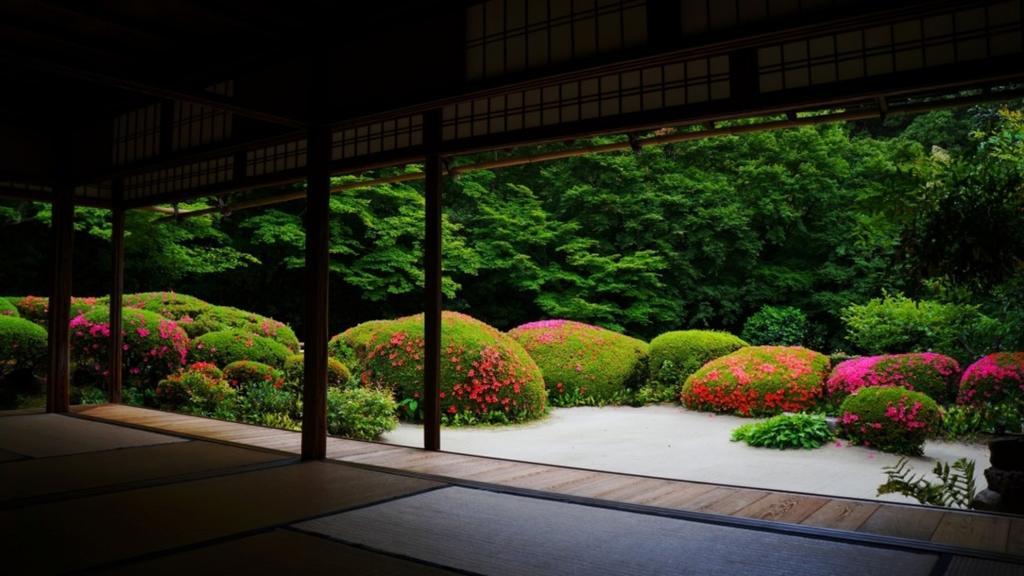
top-left (74, 403), bottom-right (1024, 559)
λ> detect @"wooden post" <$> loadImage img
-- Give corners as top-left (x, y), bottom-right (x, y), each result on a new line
top-left (423, 110), bottom-right (443, 451)
top-left (301, 119), bottom-right (331, 460)
top-left (108, 179), bottom-right (125, 403)
top-left (46, 165), bottom-right (74, 413)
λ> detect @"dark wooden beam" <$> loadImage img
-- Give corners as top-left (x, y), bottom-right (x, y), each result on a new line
top-left (46, 145), bottom-right (74, 413)
top-left (300, 121), bottom-right (331, 460)
top-left (423, 109), bottom-right (443, 451)
top-left (108, 179), bottom-right (125, 403)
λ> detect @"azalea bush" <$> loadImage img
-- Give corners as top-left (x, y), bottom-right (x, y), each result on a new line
top-left (826, 353), bottom-right (960, 405)
top-left (957, 352), bottom-right (1024, 406)
top-left (223, 360), bottom-right (284, 390)
top-left (838, 386), bottom-right (942, 455)
top-left (327, 386), bottom-right (398, 440)
top-left (190, 305), bottom-right (299, 351)
top-left (340, 311), bottom-right (547, 425)
top-left (283, 354), bottom-right (351, 391)
top-left (681, 346), bottom-right (830, 416)
top-left (190, 329), bottom-right (291, 368)
top-left (648, 330), bottom-right (748, 387)
top-left (8, 295), bottom-right (100, 326)
top-left (155, 364), bottom-right (235, 413)
top-left (121, 292), bottom-right (212, 334)
top-left (731, 413), bottom-right (833, 450)
top-left (71, 308), bottom-right (189, 389)
top-left (508, 319), bottom-right (648, 405)
top-left (741, 305), bottom-right (808, 346)
top-left (0, 297), bottom-right (18, 317)
top-left (0, 315), bottom-right (47, 379)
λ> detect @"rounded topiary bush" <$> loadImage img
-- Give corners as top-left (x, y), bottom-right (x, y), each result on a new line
top-left (155, 363), bottom-right (234, 412)
top-left (741, 305), bottom-right (808, 346)
top-left (508, 320), bottom-right (647, 403)
top-left (190, 329), bottom-right (291, 368)
top-left (190, 305), bottom-right (299, 351)
top-left (648, 330), bottom-right (748, 386)
top-left (72, 308), bottom-right (189, 388)
top-left (10, 296), bottom-right (98, 326)
top-left (223, 361), bottom-right (284, 389)
top-left (681, 346), bottom-right (830, 416)
top-left (343, 312), bottom-right (546, 424)
top-left (283, 354), bottom-right (351, 389)
top-left (958, 352), bottom-right (1024, 406)
top-left (0, 315), bottom-right (47, 378)
top-left (0, 297), bottom-right (19, 317)
top-left (122, 292), bottom-right (212, 329)
top-left (838, 386), bottom-right (942, 455)
top-left (826, 353), bottom-right (961, 405)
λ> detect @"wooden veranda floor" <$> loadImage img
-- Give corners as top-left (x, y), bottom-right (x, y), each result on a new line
top-left (74, 403), bottom-right (1023, 559)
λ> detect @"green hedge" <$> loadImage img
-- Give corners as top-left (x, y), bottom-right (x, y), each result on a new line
top-left (838, 386), bottom-right (941, 455)
top-left (122, 292), bottom-right (212, 325)
top-left (223, 361), bottom-right (283, 389)
top-left (190, 329), bottom-right (291, 368)
top-left (682, 346), bottom-right (830, 416)
top-left (648, 330), bottom-right (748, 386)
top-left (0, 315), bottom-right (48, 378)
top-left (8, 296), bottom-right (99, 326)
top-left (0, 297), bottom-right (19, 317)
top-left (190, 305), bottom-right (299, 351)
top-left (508, 319), bottom-right (647, 403)
top-left (342, 311), bottom-right (547, 424)
top-left (283, 354), bottom-right (351, 389)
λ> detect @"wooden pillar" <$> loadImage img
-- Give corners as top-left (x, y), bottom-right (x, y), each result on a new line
top-left (423, 110), bottom-right (443, 451)
top-left (108, 179), bottom-right (125, 403)
top-left (46, 169), bottom-right (74, 413)
top-left (301, 119), bottom-right (331, 460)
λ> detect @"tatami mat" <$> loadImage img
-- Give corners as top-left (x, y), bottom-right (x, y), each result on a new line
top-left (945, 557), bottom-right (1024, 576)
top-left (0, 448), bottom-right (25, 462)
top-left (98, 529), bottom-right (459, 575)
top-left (0, 440), bottom-right (290, 504)
top-left (297, 486), bottom-right (939, 576)
top-left (0, 414), bottom-right (183, 457)
top-left (1, 461), bottom-right (442, 573)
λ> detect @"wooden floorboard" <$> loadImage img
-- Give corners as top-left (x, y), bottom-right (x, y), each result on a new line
top-left (74, 404), bottom-right (1024, 559)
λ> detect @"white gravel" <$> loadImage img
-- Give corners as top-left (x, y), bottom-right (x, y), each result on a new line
top-left (382, 404), bottom-right (989, 503)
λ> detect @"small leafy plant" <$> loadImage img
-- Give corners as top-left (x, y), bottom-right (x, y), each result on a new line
top-left (730, 413), bottom-right (834, 449)
top-left (877, 457), bottom-right (976, 508)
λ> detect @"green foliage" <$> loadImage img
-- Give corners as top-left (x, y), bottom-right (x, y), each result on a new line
top-left (682, 346), bottom-right (830, 416)
top-left (73, 307), bottom-right (190, 389)
top-left (283, 354), bottom-right (351, 390)
top-left (122, 292), bottom-right (212, 326)
top-left (838, 386), bottom-right (942, 455)
top-left (343, 312), bottom-right (547, 424)
top-left (7, 296), bottom-right (99, 326)
top-left (741, 305), bottom-right (808, 346)
top-left (877, 457), bottom-right (977, 509)
top-left (154, 366), bottom-right (236, 414)
top-left (190, 329), bottom-right (291, 368)
top-left (223, 361), bottom-right (283, 390)
top-left (230, 379), bottom-right (301, 427)
top-left (0, 297), bottom-right (18, 317)
top-left (0, 315), bottom-right (47, 379)
top-left (942, 402), bottom-right (1024, 440)
top-left (731, 413), bottom-right (834, 450)
top-left (508, 320), bottom-right (648, 404)
top-left (648, 330), bottom-right (748, 387)
top-left (326, 386), bottom-right (399, 440)
top-left (189, 305), bottom-right (299, 351)
top-left (842, 293), bottom-right (1000, 363)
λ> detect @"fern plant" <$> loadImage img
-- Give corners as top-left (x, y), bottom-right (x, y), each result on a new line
top-left (877, 457), bottom-right (977, 508)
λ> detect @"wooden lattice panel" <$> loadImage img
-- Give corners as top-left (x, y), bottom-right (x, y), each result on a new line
top-left (112, 103), bottom-right (161, 166)
top-left (124, 157), bottom-right (233, 200)
top-left (331, 115), bottom-right (424, 161)
top-left (466, 0), bottom-right (648, 81)
top-left (170, 81), bottom-right (234, 151)
top-left (681, 0), bottom-right (859, 37)
top-left (246, 139), bottom-right (307, 177)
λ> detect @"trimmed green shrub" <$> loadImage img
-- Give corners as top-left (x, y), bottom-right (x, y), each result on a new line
top-left (838, 386), bottom-right (942, 455)
top-left (223, 361), bottom-right (284, 390)
top-left (190, 329), bottom-right (290, 368)
top-left (190, 305), bottom-right (299, 351)
top-left (741, 305), bottom-right (808, 346)
top-left (122, 292), bottom-right (212, 328)
top-left (826, 353), bottom-right (961, 405)
top-left (957, 352), bottom-right (1024, 407)
top-left (508, 319), bottom-right (648, 404)
top-left (343, 312), bottom-right (546, 425)
top-left (648, 330), bottom-right (747, 387)
top-left (682, 346), bottom-right (830, 416)
top-left (0, 315), bottom-right (47, 378)
top-left (327, 386), bottom-right (399, 440)
top-left (72, 308), bottom-right (189, 388)
top-left (731, 413), bottom-right (834, 449)
top-left (0, 297), bottom-right (19, 317)
top-left (842, 293), bottom-right (1000, 363)
top-left (283, 354), bottom-right (351, 389)
top-left (9, 295), bottom-right (99, 326)
top-left (330, 320), bottom-right (390, 365)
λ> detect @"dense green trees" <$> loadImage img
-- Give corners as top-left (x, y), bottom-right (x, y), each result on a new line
top-left (1, 103), bottom-right (1020, 349)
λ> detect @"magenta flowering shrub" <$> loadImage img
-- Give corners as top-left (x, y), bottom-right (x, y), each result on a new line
top-left (958, 352), bottom-right (1024, 406)
top-left (71, 308), bottom-right (189, 388)
top-left (838, 386), bottom-right (941, 455)
top-left (508, 319), bottom-right (648, 403)
top-left (826, 353), bottom-right (960, 404)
